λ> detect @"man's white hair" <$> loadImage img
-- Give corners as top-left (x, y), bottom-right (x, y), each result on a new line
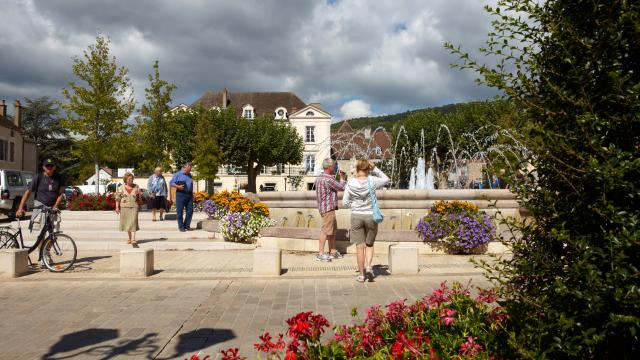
top-left (322, 158), bottom-right (334, 169)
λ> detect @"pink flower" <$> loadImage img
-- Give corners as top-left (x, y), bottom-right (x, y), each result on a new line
top-left (459, 336), bottom-right (483, 357)
top-left (439, 308), bottom-right (456, 326)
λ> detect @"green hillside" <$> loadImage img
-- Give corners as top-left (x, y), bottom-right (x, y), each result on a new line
top-left (331, 102), bottom-right (468, 131)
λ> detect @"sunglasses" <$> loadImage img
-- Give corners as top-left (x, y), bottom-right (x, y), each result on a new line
top-left (44, 164), bottom-right (55, 168)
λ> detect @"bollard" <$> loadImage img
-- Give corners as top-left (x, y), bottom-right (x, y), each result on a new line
top-left (388, 244), bottom-right (419, 275)
top-left (120, 248), bottom-right (154, 277)
top-left (253, 247), bottom-right (282, 276)
top-left (0, 249), bottom-right (29, 278)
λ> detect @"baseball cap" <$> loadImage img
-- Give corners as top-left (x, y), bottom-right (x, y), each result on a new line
top-left (43, 158), bottom-right (56, 166)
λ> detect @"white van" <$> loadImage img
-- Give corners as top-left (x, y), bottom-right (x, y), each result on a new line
top-left (0, 169), bottom-right (34, 219)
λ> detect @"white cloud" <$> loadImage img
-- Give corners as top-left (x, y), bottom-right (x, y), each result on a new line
top-left (0, 0), bottom-right (499, 115)
top-left (340, 99), bottom-right (372, 119)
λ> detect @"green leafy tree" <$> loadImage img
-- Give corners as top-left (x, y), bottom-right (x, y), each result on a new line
top-left (217, 113), bottom-right (304, 193)
top-left (137, 60), bottom-right (177, 172)
top-left (448, 0), bottom-right (639, 358)
top-left (167, 109), bottom-right (197, 169)
top-left (193, 108), bottom-right (224, 181)
top-left (21, 97), bottom-right (80, 177)
top-left (62, 35), bottom-right (135, 193)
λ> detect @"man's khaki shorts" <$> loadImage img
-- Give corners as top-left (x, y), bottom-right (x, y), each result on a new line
top-left (321, 210), bottom-right (337, 236)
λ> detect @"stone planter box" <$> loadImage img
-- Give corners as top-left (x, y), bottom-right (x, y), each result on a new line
top-left (198, 219), bottom-right (220, 232)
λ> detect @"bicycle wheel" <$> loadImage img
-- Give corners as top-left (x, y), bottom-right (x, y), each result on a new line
top-left (41, 233), bottom-right (77, 272)
top-left (0, 230), bottom-right (18, 249)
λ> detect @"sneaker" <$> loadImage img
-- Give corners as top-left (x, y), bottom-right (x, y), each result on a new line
top-left (179, 228), bottom-right (187, 232)
top-left (315, 253), bottom-right (332, 262)
top-left (365, 266), bottom-right (373, 275)
top-left (330, 251), bottom-right (344, 259)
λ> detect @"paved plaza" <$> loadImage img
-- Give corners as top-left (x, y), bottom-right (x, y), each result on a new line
top-left (0, 250), bottom-right (491, 359)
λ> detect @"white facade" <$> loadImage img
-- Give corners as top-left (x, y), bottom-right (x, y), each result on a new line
top-left (288, 105), bottom-right (332, 176)
top-left (84, 168), bottom-right (113, 185)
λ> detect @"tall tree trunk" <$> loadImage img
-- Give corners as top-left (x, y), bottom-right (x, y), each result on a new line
top-left (247, 162), bottom-right (258, 193)
top-left (94, 156), bottom-right (100, 194)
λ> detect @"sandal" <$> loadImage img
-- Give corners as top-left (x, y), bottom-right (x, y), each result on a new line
top-left (127, 240), bottom-right (132, 244)
top-left (152, 219), bottom-right (157, 222)
top-left (356, 275), bottom-right (366, 283)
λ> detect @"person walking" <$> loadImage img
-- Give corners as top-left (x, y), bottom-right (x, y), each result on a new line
top-left (342, 160), bottom-right (389, 282)
top-left (170, 163), bottom-right (194, 232)
top-left (314, 158), bottom-right (346, 262)
top-left (115, 172), bottom-right (141, 246)
top-left (147, 167), bottom-right (168, 221)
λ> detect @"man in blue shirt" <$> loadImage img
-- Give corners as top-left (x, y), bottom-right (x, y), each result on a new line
top-left (170, 162), bottom-right (194, 232)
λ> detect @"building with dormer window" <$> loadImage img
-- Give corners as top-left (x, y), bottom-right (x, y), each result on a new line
top-left (177, 89), bottom-right (332, 191)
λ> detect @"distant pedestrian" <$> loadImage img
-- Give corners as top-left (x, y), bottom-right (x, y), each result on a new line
top-left (490, 175), bottom-right (501, 189)
top-left (343, 160), bottom-right (389, 282)
top-left (147, 167), bottom-right (168, 221)
top-left (170, 162), bottom-right (194, 232)
top-left (314, 158), bottom-right (346, 262)
top-left (115, 172), bottom-right (141, 246)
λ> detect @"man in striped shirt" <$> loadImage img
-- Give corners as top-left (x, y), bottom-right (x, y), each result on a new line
top-left (315, 158), bottom-right (346, 262)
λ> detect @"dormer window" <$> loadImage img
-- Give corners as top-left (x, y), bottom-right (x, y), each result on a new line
top-left (305, 111), bottom-right (315, 116)
top-left (375, 146), bottom-right (382, 156)
top-left (275, 107), bottom-right (287, 119)
top-left (242, 104), bottom-right (254, 119)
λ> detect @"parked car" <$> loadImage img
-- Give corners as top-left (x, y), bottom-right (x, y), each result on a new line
top-left (0, 169), bottom-right (34, 219)
top-left (64, 186), bottom-right (82, 200)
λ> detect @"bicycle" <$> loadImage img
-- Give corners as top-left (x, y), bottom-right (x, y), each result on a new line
top-left (0, 207), bottom-right (77, 272)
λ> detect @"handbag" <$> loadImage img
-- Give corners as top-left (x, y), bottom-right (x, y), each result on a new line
top-left (367, 177), bottom-right (384, 224)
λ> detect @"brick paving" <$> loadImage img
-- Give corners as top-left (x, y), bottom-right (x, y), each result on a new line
top-left (0, 250), bottom-right (492, 359)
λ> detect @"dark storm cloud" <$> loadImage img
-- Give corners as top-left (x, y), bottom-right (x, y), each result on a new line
top-left (0, 0), bottom-right (499, 119)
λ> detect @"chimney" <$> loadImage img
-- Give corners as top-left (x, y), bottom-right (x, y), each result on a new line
top-left (222, 88), bottom-right (228, 108)
top-left (0, 100), bottom-right (6, 118)
top-left (13, 100), bottom-right (21, 128)
top-left (309, 102), bottom-right (322, 110)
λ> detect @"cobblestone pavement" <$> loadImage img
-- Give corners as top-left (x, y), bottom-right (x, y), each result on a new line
top-left (0, 251), bottom-right (493, 359)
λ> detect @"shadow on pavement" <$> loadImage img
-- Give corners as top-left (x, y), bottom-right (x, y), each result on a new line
top-left (158, 328), bottom-right (236, 360)
top-left (41, 329), bottom-right (160, 360)
top-left (65, 255), bottom-right (112, 272)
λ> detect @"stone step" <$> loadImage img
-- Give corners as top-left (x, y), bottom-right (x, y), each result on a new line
top-left (59, 221), bottom-right (195, 231)
top-left (58, 211), bottom-right (209, 221)
top-left (19, 229), bottom-right (216, 242)
top-left (21, 239), bottom-right (254, 251)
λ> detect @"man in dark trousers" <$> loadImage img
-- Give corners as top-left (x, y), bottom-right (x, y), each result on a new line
top-left (169, 162), bottom-right (194, 232)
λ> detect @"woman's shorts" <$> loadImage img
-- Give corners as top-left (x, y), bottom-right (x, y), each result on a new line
top-left (350, 213), bottom-right (378, 246)
top-left (149, 196), bottom-right (167, 210)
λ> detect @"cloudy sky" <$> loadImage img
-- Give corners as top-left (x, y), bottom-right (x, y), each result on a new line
top-left (0, 0), bottom-right (498, 120)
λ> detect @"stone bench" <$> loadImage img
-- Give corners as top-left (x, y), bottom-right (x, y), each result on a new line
top-left (253, 247), bottom-right (282, 276)
top-left (0, 249), bottom-right (29, 278)
top-left (120, 248), bottom-right (154, 277)
top-left (388, 244), bottom-right (419, 275)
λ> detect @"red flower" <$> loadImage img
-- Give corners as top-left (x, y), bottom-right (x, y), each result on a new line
top-left (185, 355), bottom-right (210, 360)
top-left (284, 351), bottom-right (296, 360)
top-left (254, 332), bottom-right (285, 352)
top-left (219, 348), bottom-right (244, 360)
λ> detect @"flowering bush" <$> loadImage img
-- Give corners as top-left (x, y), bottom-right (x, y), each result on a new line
top-left (200, 281), bottom-right (508, 359)
top-left (67, 194), bottom-right (116, 211)
top-left (416, 201), bottom-right (495, 254)
top-left (194, 191), bottom-right (270, 218)
top-left (219, 211), bottom-right (276, 243)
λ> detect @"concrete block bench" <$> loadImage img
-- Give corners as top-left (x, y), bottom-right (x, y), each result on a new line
top-left (253, 247), bottom-right (282, 276)
top-left (120, 248), bottom-right (154, 277)
top-left (0, 249), bottom-right (29, 278)
top-left (388, 244), bottom-right (419, 275)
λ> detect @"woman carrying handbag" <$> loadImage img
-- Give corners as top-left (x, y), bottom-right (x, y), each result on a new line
top-left (342, 160), bottom-right (389, 282)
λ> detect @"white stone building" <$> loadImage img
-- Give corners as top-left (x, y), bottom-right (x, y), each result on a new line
top-left (176, 89), bottom-right (332, 192)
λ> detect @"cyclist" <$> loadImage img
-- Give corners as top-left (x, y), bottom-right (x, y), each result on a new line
top-left (16, 158), bottom-right (65, 226)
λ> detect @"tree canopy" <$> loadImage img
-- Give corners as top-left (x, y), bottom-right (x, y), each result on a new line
top-left (62, 35), bottom-right (134, 191)
top-left (448, 0), bottom-right (640, 357)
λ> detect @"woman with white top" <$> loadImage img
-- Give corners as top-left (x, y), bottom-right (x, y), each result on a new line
top-left (342, 159), bottom-right (389, 282)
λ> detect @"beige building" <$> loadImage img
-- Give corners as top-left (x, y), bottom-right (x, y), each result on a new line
top-left (0, 100), bottom-right (37, 173)
top-left (174, 89), bottom-right (332, 192)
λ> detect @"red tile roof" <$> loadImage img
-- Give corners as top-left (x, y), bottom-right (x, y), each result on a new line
top-left (331, 123), bottom-right (392, 160)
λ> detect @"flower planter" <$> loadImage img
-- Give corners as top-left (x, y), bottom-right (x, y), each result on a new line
top-left (198, 219), bottom-right (219, 232)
